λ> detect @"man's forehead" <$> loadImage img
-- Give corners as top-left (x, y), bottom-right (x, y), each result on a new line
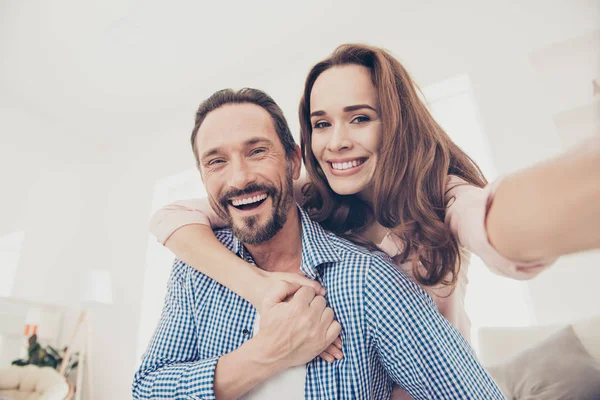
top-left (196, 103), bottom-right (277, 153)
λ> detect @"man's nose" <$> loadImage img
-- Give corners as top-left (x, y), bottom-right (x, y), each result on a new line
top-left (227, 158), bottom-right (257, 190)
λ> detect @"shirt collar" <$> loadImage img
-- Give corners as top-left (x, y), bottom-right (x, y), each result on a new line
top-left (230, 204), bottom-right (341, 279)
top-left (297, 205), bottom-right (341, 279)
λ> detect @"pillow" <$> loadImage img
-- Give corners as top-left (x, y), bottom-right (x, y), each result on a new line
top-left (488, 325), bottom-right (600, 399)
top-left (0, 366), bottom-right (22, 389)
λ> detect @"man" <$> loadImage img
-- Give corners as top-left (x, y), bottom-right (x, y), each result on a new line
top-left (132, 88), bottom-right (504, 399)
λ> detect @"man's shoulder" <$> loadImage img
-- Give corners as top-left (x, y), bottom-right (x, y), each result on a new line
top-left (171, 258), bottom-right (210, 283)
top-left (324, 232), bottom-right (431, 299)
top-left (323, 231), bottom-right (412, 284)
top-left (324, 231), bottom-right (395, 270)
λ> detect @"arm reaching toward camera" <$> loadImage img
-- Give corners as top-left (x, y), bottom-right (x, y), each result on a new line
top-left (446, 138), bottom-right (599, 279)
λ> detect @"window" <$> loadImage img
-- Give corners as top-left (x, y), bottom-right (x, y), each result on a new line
top-left (423, 74), bottom-right (535, 351)
top-left (0, 231), bottom-right (25, 297)
top-left (136, 169), bottom-right (207, 361)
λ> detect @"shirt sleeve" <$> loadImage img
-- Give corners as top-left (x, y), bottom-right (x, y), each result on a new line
top-left (149, 199), bottom-right (227, 245)
top-left (364, 257), bottom-right (505, 399)
top-left (444, 175), bottom-right (555, 280)
top-left (132, 260), bottom-right (219, 400)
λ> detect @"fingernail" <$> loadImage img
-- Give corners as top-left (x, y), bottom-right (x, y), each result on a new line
top-left (334, 352), bottom-right (343, 360)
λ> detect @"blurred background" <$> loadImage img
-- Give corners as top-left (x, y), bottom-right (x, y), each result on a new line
top-left (1, 0), bottom-right (599, 398)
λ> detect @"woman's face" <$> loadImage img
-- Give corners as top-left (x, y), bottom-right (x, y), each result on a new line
top-left (309, 64), bottom-right (382, 199)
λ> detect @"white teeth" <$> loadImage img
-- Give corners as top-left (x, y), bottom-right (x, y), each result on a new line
top-left (231, 193), bottom-right (268, 207)
top-left (331, 159), bottom-right (365, 171)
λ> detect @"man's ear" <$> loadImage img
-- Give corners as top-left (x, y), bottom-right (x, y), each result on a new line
top-left (291, 145), bottom-right (302, 180)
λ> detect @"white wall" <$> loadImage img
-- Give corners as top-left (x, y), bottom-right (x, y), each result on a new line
top-left (1, 1), bottom-right (599, 398)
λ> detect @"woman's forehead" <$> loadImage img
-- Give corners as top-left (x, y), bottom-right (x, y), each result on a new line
top-left (310, 65), bottom-right (378, 113)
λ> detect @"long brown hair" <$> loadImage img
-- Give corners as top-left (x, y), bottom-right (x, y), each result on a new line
top-left (299, 44), bottom-right (487, 288)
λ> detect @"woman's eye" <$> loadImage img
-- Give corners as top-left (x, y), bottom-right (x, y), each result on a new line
top-left (351, 116), bottom-right (370, 124)
top-left (313, 121), bottom-right (331, 129)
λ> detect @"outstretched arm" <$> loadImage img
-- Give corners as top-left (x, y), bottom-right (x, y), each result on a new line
top-left (487, 137), bottom-right (600, 261)
top-left (446, 138), bottom-right (599, 279)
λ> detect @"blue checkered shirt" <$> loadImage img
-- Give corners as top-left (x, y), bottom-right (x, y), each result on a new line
top-left (133, 206), bottom-right (504, 399)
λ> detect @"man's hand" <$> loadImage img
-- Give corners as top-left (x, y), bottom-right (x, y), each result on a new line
top-left (214, 282), bottom-right (342, 399)
top-left (254, 284), bottom-right (342, 369)
top-left (253, 269), bottom-right (326, 310)
top-left (253, 271), bottom-right (344, 363)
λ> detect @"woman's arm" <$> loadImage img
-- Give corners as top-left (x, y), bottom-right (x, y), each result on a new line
top-left (149, 199), bottom-right (267, 304)
top-left (149, 192), bottom-right (343, 362)
top-left (446, 138), bottom-right (600, 279)
top-left (487, 137), bottom-right (600, 261)
top-left (445, 178), bottom-right (554, 280)
top-left (149, 176), bottom-right (324, 309)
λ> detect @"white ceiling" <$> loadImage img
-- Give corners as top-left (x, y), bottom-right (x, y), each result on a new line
top-left (1, 0), bottom-right (598, 147)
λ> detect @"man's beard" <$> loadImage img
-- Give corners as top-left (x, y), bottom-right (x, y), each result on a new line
top-left (209, 166), bottom-right (294, 245)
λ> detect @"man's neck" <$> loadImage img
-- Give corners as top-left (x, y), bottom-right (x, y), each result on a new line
top-left (244, 206), bottom-right (303, 274)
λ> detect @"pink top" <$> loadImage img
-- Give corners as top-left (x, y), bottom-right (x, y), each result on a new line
top-left (149, 176), bottom-right (554, 341)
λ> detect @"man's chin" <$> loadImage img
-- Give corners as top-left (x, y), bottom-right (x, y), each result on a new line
top-left (232, 228), bottom-right (270, 245)
top-left (231, 217), bottom-right (278, 245)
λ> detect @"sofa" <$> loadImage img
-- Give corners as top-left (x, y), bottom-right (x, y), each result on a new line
top-left (478, 315), bottom-right (600, 399)
top-left (0, 365), bottom-right (72, 400)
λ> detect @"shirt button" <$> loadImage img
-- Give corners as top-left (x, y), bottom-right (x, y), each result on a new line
top-left (242, 328), bottom-right (249, 336)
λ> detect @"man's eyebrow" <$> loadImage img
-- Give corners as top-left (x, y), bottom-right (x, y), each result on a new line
top-left (244, 137), bottom-right (274, 147)
top-left (201, 147), bottom-right (221, 160)
top-left (310, 104), bottom-right (377, 117)
top-left (200, 137), bottom-right (273, 161)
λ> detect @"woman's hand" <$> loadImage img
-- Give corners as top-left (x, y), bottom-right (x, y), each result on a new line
top-left (252, 269), bottom-right (345, 363)
top-left (318, 336), bottom-right (344, 364)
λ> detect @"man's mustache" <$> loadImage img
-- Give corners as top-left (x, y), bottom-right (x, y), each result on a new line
top-left (218, 183), bottom-right (276, 209)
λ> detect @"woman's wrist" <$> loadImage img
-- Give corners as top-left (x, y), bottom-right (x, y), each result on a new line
top-left (236, 262), bottom-right (268, 308)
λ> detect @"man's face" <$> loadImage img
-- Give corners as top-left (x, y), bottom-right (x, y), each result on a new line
top-left (196, 103), bottom-right (301, 245)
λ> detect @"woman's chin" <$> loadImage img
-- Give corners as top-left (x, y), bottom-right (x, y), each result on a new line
top-left (329, 182), bottom-right (365, 196)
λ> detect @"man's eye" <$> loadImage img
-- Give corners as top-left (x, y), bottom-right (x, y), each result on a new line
top-left (250, 148), bottom-right (266, 156)
top-left (313, 121), bottom-right (331, 129)
top-left (208, 159), bottom-right (225, 166)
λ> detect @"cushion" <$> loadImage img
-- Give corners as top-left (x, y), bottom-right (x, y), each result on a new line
top-left (16, 366), bottom-right (40, 393)
top-left (477, 325), bottom-right (562, 366)
top-left (488, 325), bottom-right (600, 399)
top-left (0, 366), bottom-right (22, 389)
top-left (573, 315), bottom-right (600, 363)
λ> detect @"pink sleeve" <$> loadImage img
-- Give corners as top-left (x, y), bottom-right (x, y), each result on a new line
top-left (444, 175), bottom-right (556, 280)
top-left (148, 198), bottom-right (227, 245)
